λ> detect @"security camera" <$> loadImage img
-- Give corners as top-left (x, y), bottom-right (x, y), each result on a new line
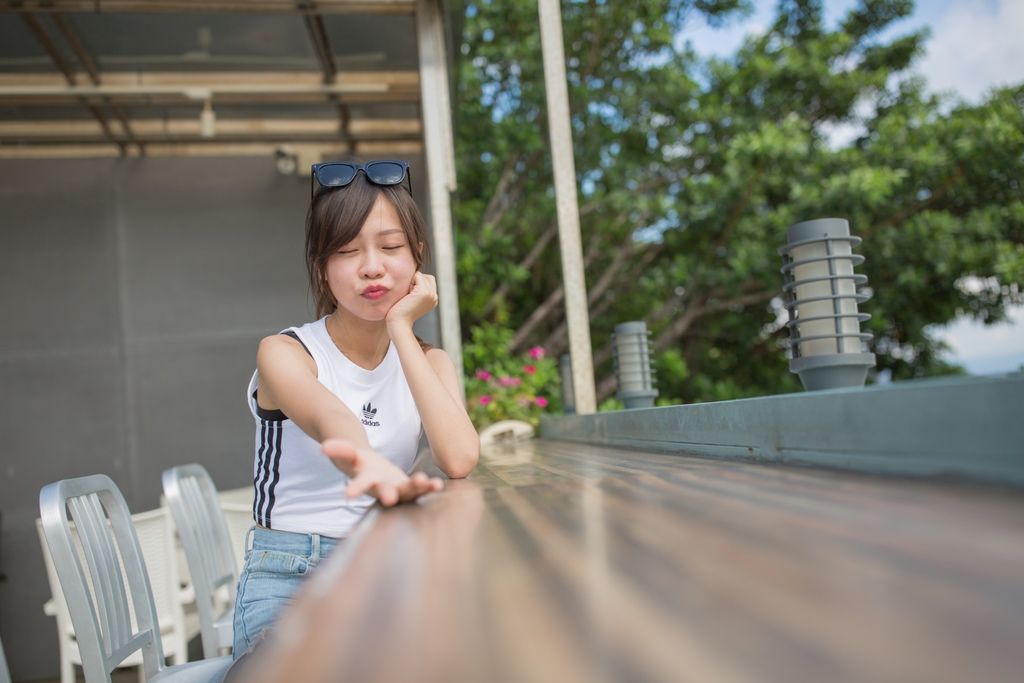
top-left (275, 147), bottom-right (298, 175)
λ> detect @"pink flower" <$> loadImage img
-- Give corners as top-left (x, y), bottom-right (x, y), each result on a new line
top-left (529, 346), bottom-right (545, 360)
top-left (478, 395), bottom-right (492, 406)
top-left (475, 369), bottom-right (492, 381)
top-left (523, 364), bottom-right (537, 375)
top-left (499, 375), bottom-right (521, 387)
top-left (535, 396), bottom-right (549, 408)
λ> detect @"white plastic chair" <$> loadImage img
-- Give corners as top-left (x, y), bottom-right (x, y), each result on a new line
top-left (162, 465), bottom-right (237, 657)
top-left (36, 509), bottom-right (199, 683)
top-left (39, 474), bottom-right (231, 683)
top-left (220, 502), bottom-right (253, 578)
top-left (479, 419), bottom-right (535, 447)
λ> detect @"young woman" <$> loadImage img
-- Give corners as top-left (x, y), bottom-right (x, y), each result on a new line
top-left (232, 160), bottom-right (479, 657)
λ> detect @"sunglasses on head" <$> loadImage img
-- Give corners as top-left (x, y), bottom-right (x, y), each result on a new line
top-left (311, 160), bottom-right (412, 200)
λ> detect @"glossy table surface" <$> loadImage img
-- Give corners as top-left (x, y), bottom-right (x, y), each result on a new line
top-left (241, 439), bottom-right (1024, 683)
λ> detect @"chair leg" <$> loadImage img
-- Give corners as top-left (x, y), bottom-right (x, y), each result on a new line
top-left (60, 656), bottom-right (74, 683)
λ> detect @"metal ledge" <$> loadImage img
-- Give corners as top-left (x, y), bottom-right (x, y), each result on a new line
top-left (540, 373), bottom-right (1024, 487)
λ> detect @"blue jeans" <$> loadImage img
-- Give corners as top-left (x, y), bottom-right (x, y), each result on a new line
top-left (232, 526), bottom-right (341, 658)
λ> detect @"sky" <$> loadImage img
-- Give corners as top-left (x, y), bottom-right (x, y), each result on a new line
top-left (678, 0), bottom-right (1024, 375)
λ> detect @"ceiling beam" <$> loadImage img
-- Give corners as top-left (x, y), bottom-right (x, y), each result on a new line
top-left (0, 140), bottom-right (424, 159)
top-left (0, 81), bottom-right (391, 97)
top-left (299, 1), bottom-right (357, 154)
top-left (0, 70), bottom-right (420, 107)
top-left (4, 1), bottom-right (415, 14)
top-left (49, 12), bottom-right (145, 155)
top-left (0, 117), bottom-right (421, 137)
top-left (19, 11), bottom-right (126, 155)
top-left (302, 6), bottom-right (337, 84)
top-left (0, 93), bottom-right (419, 107)
top-left (0, 70), bottom-right (419, 87)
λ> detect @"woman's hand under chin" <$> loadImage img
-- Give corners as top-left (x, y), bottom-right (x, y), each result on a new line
top-left (385, 271), bottom-right (438, 331)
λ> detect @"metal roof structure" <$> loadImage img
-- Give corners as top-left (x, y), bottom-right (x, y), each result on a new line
top-left (1, 0), bottom-right (469, 387)
top-left (0, 1), bottom-right (429, 163)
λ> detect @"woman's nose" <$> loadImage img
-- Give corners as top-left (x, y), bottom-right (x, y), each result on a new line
top-left (359, 249), bottom-right (385, 277)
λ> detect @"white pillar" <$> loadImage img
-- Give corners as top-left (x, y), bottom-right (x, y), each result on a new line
top-left (416, 0), bottom-right (464, 395)
top-left (537, 0), bottom-right (597, 414)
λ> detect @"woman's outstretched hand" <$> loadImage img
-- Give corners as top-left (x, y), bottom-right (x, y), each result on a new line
top-left (321, 438), bottom-right (444, 507)
top-left (385, 272), bottom-right (438, 330)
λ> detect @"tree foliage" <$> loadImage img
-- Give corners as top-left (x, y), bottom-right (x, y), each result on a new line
top-left (450, 0), bottom-right (1024, 405)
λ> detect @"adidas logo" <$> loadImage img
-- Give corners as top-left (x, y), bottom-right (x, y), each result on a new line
top-left (361, 402), bottom-right (380, 427)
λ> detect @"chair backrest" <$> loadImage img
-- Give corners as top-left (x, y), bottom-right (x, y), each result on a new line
top-left (37, 509), bottom-right (193, 656)
top-left (130, 507), bottom-right (194, 662)
top-left (0, 633), bottom-right (12, 683)
top-left (39, 475), bottom-right (167, 683)
top-left (36, 518), bottom-right (75, 639)
top-left (220, 501), bottom-right (253, 578)
top-left (162, 464), bottom-right (237, 656)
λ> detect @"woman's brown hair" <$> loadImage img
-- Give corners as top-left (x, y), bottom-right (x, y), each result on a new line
top-left (305, 174), bottom-right (432, 349)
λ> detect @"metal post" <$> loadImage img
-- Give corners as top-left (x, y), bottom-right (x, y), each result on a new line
top-left (537, 0), bottom-right (596, 414)
top-left (416, 0), bottom-right (464, 394)
top-left (559, 353), bottom-right (576, 415)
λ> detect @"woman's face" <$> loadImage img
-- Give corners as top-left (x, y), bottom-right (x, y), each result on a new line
top-left (324, 193), bottom-right (418, 322)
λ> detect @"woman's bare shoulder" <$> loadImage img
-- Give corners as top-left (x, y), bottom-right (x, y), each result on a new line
top-left (257, 333), bottom-right (316, 373)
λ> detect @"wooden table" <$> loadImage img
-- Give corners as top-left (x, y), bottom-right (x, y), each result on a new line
top-left (240, 439), bottom-right (1024, 683)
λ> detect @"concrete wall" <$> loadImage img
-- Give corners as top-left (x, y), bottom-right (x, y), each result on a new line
top-left (0, 155), bottom-right (435, 680)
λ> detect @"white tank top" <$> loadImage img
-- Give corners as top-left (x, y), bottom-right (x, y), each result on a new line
top-left (245, 317), bottom-right (422, 538)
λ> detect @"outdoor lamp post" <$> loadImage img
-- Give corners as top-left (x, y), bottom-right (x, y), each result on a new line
top-left (779, 217), bottom-right (876, 390)
top-left (612, 321), bottom-right (658, 408)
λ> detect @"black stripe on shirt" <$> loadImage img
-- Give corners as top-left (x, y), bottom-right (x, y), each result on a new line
top-left (264, 422), bottom-right (283, 528)
top-left (280, 329), bottom-right (312, 357)
top-left (255, 420), bottom-right (273, 526)
top-left (252, 389), bottom-right (287, 422)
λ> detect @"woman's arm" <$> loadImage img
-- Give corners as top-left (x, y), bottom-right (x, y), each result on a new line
top-left (256, 335), bottom-right (443, 504)
top-left (256, 335), bottom-right (368, 447)
top-left (386, 274), bottom-right (481, 478)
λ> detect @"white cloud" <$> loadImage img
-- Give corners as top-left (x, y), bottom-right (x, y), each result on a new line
top-left (674, 4), bottom-right (773, 59)
top-left (932, 306), bottom-right (1024, 375)
top-left (916, 0), bottom-right (1024, 102)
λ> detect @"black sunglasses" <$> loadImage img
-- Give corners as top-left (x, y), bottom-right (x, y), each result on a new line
top-left (311, 160), bottom-right (412, 200)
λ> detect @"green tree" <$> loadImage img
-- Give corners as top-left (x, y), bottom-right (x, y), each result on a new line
top-left (450, 0), bottom-right (1023, 407)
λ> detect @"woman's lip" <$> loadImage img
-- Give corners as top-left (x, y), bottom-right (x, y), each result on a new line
top-left (362, 287), bottom-right (388, 299)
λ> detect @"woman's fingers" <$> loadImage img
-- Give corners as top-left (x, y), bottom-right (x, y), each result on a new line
top-left (397, 473), bottom-right (445, 502)
top-left (322, 439), bottom-right (360, 473)
top-left (375, 482), bottom-right (400, 507)
top-left (399, 473), bottom-right (429, 502)
top-left (340, 452), bottom-right (444, 505)
top-left (345, 470), bottom-right (376, 499)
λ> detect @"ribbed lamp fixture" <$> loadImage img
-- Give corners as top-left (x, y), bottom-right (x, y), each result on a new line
top-left (612, 321), bottom-right (658, 408)
top-left (779, 218), bottom-right (875, 390)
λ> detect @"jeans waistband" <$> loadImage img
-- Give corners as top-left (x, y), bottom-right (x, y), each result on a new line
top-left (245, 526), bottom-right (341, 564)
